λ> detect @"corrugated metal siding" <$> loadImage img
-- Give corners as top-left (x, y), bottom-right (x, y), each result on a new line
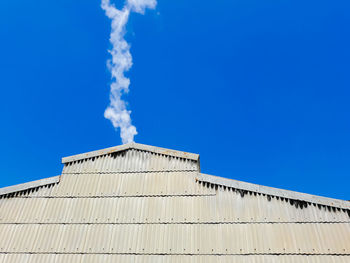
top-left (1, 172), bottom-right (212, 198)
top-left (1, 223), bottom-right (350, 254)
top-left (0, 255), bottom-right (350, 263)
top-left (62, 149), bottom-right (199, 174)
top-left (199, 173), bottom-right (350, 210)
top-left (0, 147), bottom-right (349, 261)
top-left (1, 194), bottom-right (349, 224)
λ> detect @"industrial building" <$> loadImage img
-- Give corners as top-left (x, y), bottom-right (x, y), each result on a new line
top-left (0, 142), bottom-right (349, 262)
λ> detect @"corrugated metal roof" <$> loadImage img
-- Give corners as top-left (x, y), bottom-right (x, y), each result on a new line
top-left (0, 176), bottom-right (59, 196)
top-left (0, 255), bottom-right (350, 263)
top-left (62, 142), bottom-right (199, 164)
top-left (62, 148), bottom-right (199, 174)
top-left (0, 223), bottom-right (350, 254)
top-left (1, 189), bottom-right (348, 224)
top-left (0, 172), bottom-right (211, 198)
top-left (0, 143), bottom-right (349, 262)
top-left (198, 173), bottom-right (350, 210)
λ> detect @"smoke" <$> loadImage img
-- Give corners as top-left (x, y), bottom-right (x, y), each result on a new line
top-left (101, 0), bottom-right (156, 144)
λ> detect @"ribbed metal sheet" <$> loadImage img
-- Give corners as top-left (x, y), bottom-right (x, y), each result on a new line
top-left (1, 194), bottom-right (349, 224)
top-left (0, 176), bottom-right (59, 196)
top-left (62, 149), bottom-right (199, 174)
top-left (0, 255), bottom-right (350, 263)
top-left (62, 142), bottom-right (199, 164)
top-left (0, 223), bottom-right (350, 254)
top-left (1, 144), bottom-right (350, 261)
top-left (199, 173), bottom-right (350, 210)
top-left (2, 172), bottom-right (211, 198)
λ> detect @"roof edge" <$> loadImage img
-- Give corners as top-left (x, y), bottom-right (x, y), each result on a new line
top-left (0, 176), bottom-right (60, 196)
top-left (198, 173), bottom-right (350, 210)
top-left (61, 142), bottom-right (199, 164)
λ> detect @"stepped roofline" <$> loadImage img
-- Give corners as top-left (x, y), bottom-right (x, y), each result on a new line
top-left (0, 143), bottom-right (348, 211)
top-left (61, 142), bottom-right (199, 164)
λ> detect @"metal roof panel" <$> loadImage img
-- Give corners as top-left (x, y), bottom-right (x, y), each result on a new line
top-left (62, 142), bottom-right (199, 164)
top-left (0, 176), bottom-right (60, 197)
top-left (198, 173), bottom-right (350, 210)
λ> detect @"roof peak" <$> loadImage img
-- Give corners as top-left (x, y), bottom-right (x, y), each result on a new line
top-left (61, 142), bottom-right (199, 164)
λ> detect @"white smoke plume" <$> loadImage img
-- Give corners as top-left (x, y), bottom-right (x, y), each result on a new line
top-left (101, 0), bottom-right (156, 144)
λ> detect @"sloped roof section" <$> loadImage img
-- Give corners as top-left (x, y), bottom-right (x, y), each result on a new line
top-left (61, 143), bottom-right (200, 174)
top-left (0, 143), bottom-right (349, 263)
top-left (62, 142), bottom-right (199, 163)
top-left (0, 176), bottom-right (59, 197)
top-left (198, 173), bottom-right (350, 210)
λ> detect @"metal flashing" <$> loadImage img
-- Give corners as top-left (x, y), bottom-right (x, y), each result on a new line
top-left (62, 142), bottom-right (199, 164)
top-left (198, 173), bottom-right (350, 210)
top-left (0, 176), bottom-right (60, 196)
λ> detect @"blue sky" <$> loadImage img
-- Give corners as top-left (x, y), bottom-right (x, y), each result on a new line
top-left (0, 0), bottom-right (349, 200)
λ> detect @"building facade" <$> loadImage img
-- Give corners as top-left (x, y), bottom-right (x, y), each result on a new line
top-left (0, 143), bottom-right (349, 262)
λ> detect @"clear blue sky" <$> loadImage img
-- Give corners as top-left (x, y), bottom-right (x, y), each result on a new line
top-left (0, 0), bottom-right (349, 200)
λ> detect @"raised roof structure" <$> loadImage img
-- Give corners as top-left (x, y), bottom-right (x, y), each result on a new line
top-left (0, 142), bottom-right (349, 262)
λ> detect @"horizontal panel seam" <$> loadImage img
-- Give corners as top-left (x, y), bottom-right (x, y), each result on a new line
top-left (0, 222), bottom-right (349, 225)
top-left (62, 170), bottom-right (198, 174)
top-left (0, 194), bottom-right (216, 199)
top-left (0, 252), bottom-right (350, 256)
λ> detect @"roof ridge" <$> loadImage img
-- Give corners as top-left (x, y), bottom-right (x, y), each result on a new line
top-left (197, 173), bottom-right (350, 210)
top-left (61, 142), bottom-right (199, 164)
